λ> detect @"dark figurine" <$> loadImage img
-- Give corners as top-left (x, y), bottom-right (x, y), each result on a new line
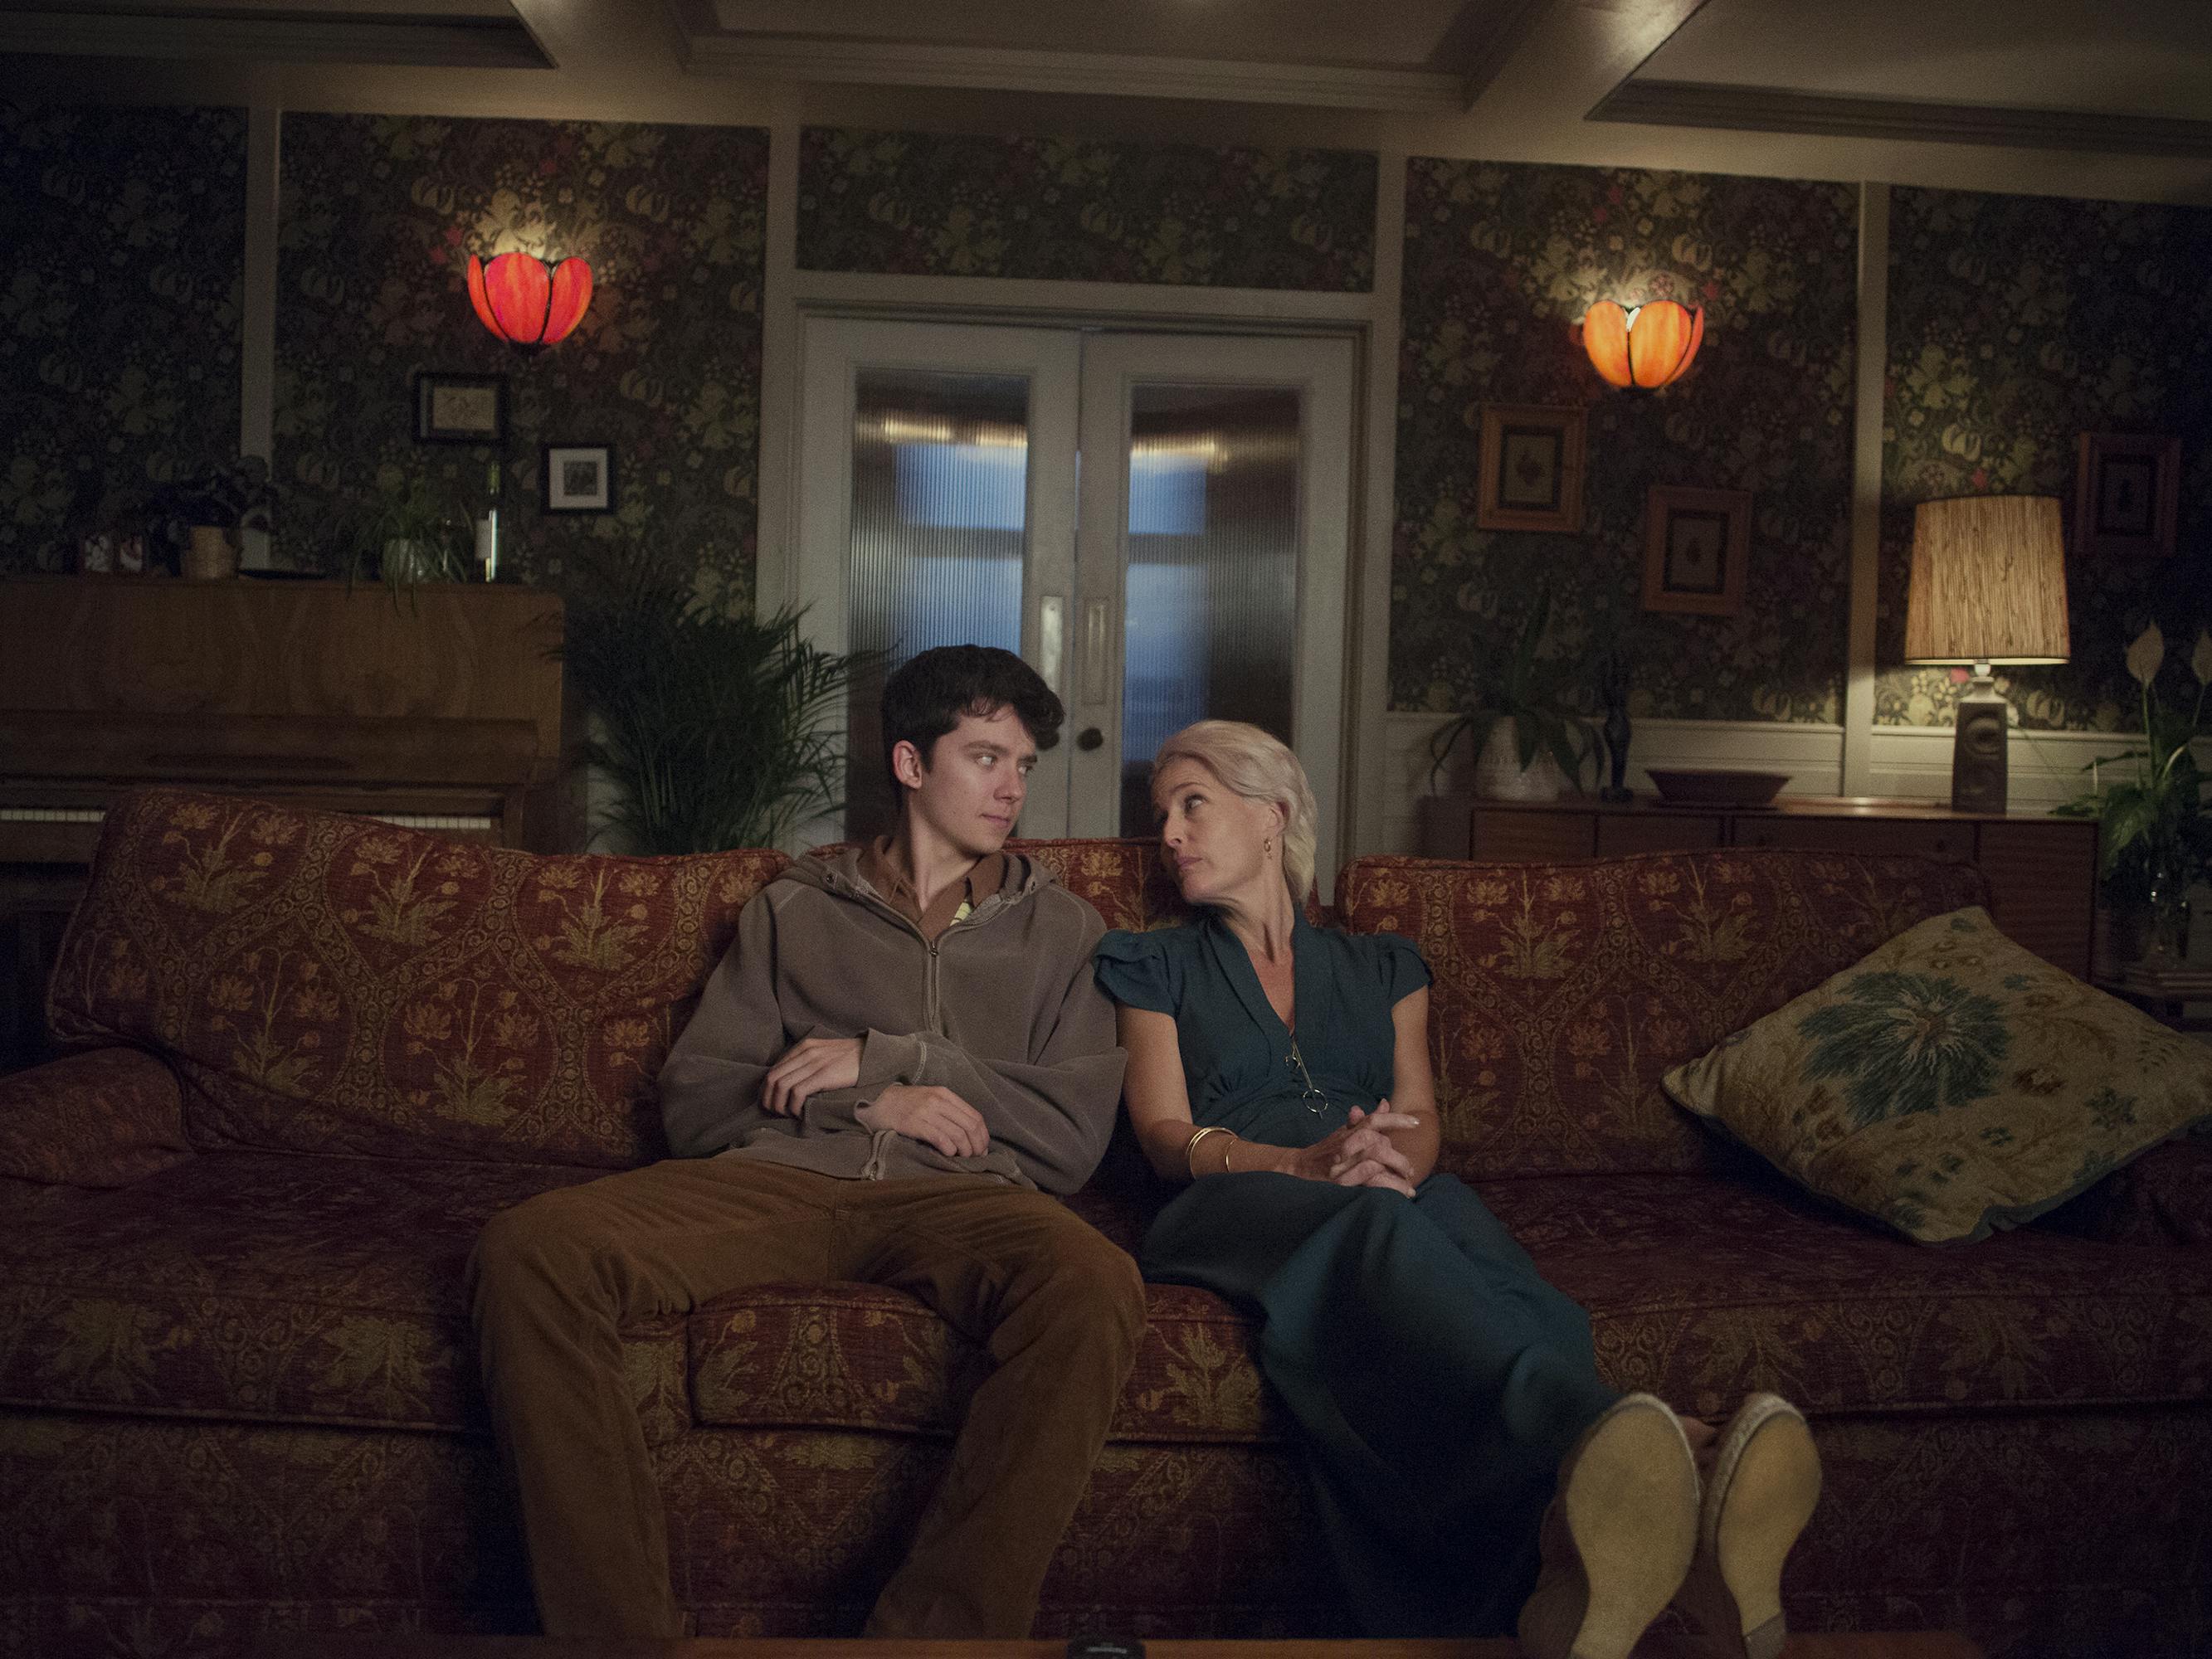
top-left (1596, 643), bottom-right (1634, 803)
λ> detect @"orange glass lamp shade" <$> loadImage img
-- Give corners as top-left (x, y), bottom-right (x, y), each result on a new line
top-left (466, 252), bottom-right (592, 348)
top-left (1581, 299), bottom-right (1704, 390)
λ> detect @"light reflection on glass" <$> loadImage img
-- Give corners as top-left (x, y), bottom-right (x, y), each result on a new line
top-left (846, 370), bottom-right (1029, 837)
top-left (1119, 384), bottom-right (1301, 835)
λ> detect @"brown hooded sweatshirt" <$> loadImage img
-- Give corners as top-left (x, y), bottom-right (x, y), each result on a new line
top-left (657, 845), bottom-right (1125, 1194)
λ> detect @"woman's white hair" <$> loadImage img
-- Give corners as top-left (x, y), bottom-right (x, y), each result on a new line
top-left (1152, 719), bottom-right (1318, 903)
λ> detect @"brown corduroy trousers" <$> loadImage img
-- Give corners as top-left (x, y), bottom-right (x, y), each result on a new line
top-left (468, 1155), bottom-right (1146, 1640)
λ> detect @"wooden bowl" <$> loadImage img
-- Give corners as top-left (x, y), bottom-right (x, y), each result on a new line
top-left (1647, 768), bottom-right (1791, 807)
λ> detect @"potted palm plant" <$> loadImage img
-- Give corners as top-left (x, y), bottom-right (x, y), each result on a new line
top-left (1426, 580), bottom-right (1596, 800)
top-left (559, 547), bottom-right (879, 854)
top-left (2056, 621), bottom-right (2212, 968)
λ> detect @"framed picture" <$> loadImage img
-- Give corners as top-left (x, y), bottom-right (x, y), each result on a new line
top-left (1476, 404), bottom-right (1586, 533)
top-left (543, 443), bottom-right (616, 513)
top-left (413, 372), bottom-right (506, 444)
top-left (1642, 484), bottom-right (1752, 616)
top-left (2074, 432), bottom-right (2180, 557)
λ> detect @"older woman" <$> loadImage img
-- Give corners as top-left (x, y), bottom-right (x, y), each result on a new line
top-left (1094, 719), bottom-right (1820, 1659)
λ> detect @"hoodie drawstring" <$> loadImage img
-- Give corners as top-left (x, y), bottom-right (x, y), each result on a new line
top-left (859, 1126), bottom-right (899, 1181)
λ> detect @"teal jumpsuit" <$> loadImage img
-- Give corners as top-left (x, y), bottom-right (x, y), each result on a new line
top-left (1095, 913), bottom-right (1618, 1637)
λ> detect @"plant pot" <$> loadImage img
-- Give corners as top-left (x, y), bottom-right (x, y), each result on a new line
top-left (382, 538), bottom-right (450, 584)
top-left (183, 525), bottom-right (237, 581)
top-left (1472, 717), bottom-right (1571, 801)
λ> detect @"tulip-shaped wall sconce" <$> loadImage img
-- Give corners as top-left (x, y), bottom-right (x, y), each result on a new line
top-left (467, 251), bottom-right (593, 348)
top-left (1581, 299), bottom-right (1703, 390)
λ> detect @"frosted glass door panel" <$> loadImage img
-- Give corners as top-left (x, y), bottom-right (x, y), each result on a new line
top-left (1074, 332), bottom-right (1352, 883)
top-left (1119, 386), bottom-right (1301, 835)
top-left (792, 319), bottom-right (1342, 859)
top-left (845, 371), bottom-right (1030, 834)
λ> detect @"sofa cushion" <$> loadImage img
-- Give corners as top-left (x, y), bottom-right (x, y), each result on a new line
top-left (0, 1047), bottom-right (192, 1188)
top-left (1337, 849), bottom-right (1988, 1177)
top-left (687, 1277), bottom-right (1291, 1444)
top-left (0, 1146), bottom-right (1279, 1447)
top-left (46, 789), bottom-right (787, 1166)
top-left (1483, 1172), bottom-right (2212, 1418)
top-left (678, 1179), bottom-right (1283, 1443)
top-left (0, 1152), bottom-right (690, 1443)
top-left (1661, 906), bottom-right (2212, 1243)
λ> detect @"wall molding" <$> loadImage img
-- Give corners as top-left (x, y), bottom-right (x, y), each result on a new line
top-left (237, 105), bottom-right (280, 572)
top-left (1840, 180), bottom-right (1886, 792)
top-left (785, 268), bottom-right (1378, 322)
top-left (754, 115), bottom-right (802, 620)
top-left (1588, 80), bottom-right (2212, 160)
top-left (1349, 151), bottom-right (1407, 865)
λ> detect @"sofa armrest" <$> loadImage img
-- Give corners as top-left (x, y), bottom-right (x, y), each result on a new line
top-left (2039, 1137), bottom-right (2212, 1249)
top-left (0, 1046), bottom-right (193, 1188)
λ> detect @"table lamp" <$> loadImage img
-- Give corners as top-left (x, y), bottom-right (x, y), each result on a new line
top-left (1904, 494), bottom-right (2070, 812)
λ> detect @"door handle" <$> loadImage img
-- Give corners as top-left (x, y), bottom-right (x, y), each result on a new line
top-left (1082, 598), bottom-right (1109, 704)
top-left (1076, 727), bottom-right (1104, 752)
top-left (1038, 596), bottom-right (1066, 697)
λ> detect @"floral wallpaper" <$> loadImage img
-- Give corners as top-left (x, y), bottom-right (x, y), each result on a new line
top-left (0, 102), bottom-right (246, 576)
top-left (798, 128), bottom-right (1375, 292)
top-left (1878, 187), bottom-right (2212, 728)
top-left (1391, 160), bottom-right (1859, 722)
top-left (276, 115), bottom-right (767, 606)
top-left (30, 102), bottom-right (2212, 750)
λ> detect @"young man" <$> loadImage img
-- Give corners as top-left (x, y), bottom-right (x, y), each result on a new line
top-left (469, 645), bottom-right (1138, 1640)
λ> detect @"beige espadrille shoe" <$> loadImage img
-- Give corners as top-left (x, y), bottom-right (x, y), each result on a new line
top-left (1672, 1393), bottom-right (1823, 1659)
top-left (1515, 1393), bottom-right (1702, 1659)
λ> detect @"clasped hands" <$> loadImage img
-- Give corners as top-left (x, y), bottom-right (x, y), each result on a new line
top-left (1290, 1102), bottom-right (1421, 1197)
top-left (758, 1035), bottom-right (989, 1160)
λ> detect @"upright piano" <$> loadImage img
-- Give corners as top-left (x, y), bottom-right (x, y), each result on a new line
top-left (0, 577), bottom-right (568, 1070)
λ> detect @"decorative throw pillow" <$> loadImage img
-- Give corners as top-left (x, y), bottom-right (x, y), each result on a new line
top-left (1662, 906), bottom-right (2212, 1243)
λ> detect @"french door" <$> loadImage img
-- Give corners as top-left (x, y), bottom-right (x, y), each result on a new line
top-left (795, 316), bottom-right (1353, 882)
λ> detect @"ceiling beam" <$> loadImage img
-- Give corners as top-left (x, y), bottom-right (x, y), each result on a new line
top-left (0, 9), bottom-right (553, 70)
top-left (1454, 0), bottom-right (1553, 113)
top-left (675, 34), bottom-right (1464, 113)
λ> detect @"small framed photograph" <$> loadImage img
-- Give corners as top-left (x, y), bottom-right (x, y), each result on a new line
top-left (413, 372), bottom-right (506, 444)
top-left (2074, 432), bottom-right (2180, 557)
top-left (543, 443), bottom-right (616, 513)
top-left (1476, 404), bottom-right (1585, 533)
top-left (1642, 484), bottom-right (1752, 616)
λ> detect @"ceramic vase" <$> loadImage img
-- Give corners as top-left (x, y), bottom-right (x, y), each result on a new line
top-left (183, 526), bottom-right (237, 581)
top-left (2146, 860), bottom-right (2194, 963)
top-left (1472, 717), bottom-right (1570, 801)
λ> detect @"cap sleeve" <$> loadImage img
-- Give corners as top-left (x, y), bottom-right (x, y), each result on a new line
top-left (1094, 928), bottom-right (1178, 1015)
top-left (1366, 930), bottom-right (1432, 1005)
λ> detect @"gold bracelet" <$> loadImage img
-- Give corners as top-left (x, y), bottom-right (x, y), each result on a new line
top-left (1184, 1124), bottom-right (1231, 1180)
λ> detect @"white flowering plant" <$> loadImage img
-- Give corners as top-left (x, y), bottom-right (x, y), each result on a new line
top-left (2055, 622), bottom-right (2212, 907)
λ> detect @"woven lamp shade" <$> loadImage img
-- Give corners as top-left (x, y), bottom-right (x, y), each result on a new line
top-left (1904, 495), bottom-right (2069, 664)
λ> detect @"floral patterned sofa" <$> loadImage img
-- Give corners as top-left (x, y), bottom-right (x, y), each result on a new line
top-left (2, 787), bottom-right (2206, 1659)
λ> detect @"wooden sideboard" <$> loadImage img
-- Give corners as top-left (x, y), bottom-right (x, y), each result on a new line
top-left (0, 577), bottom-right (569, 1072)
top-left (1415, 793), bottom-right (2100, 980)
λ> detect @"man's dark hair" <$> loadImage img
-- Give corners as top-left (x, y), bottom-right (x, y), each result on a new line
top-left (880, 645), bottom-right (1063, 787)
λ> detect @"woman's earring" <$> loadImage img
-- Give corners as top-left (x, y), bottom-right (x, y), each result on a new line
top-left (1264, 836), bottom-right (1274, 855)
